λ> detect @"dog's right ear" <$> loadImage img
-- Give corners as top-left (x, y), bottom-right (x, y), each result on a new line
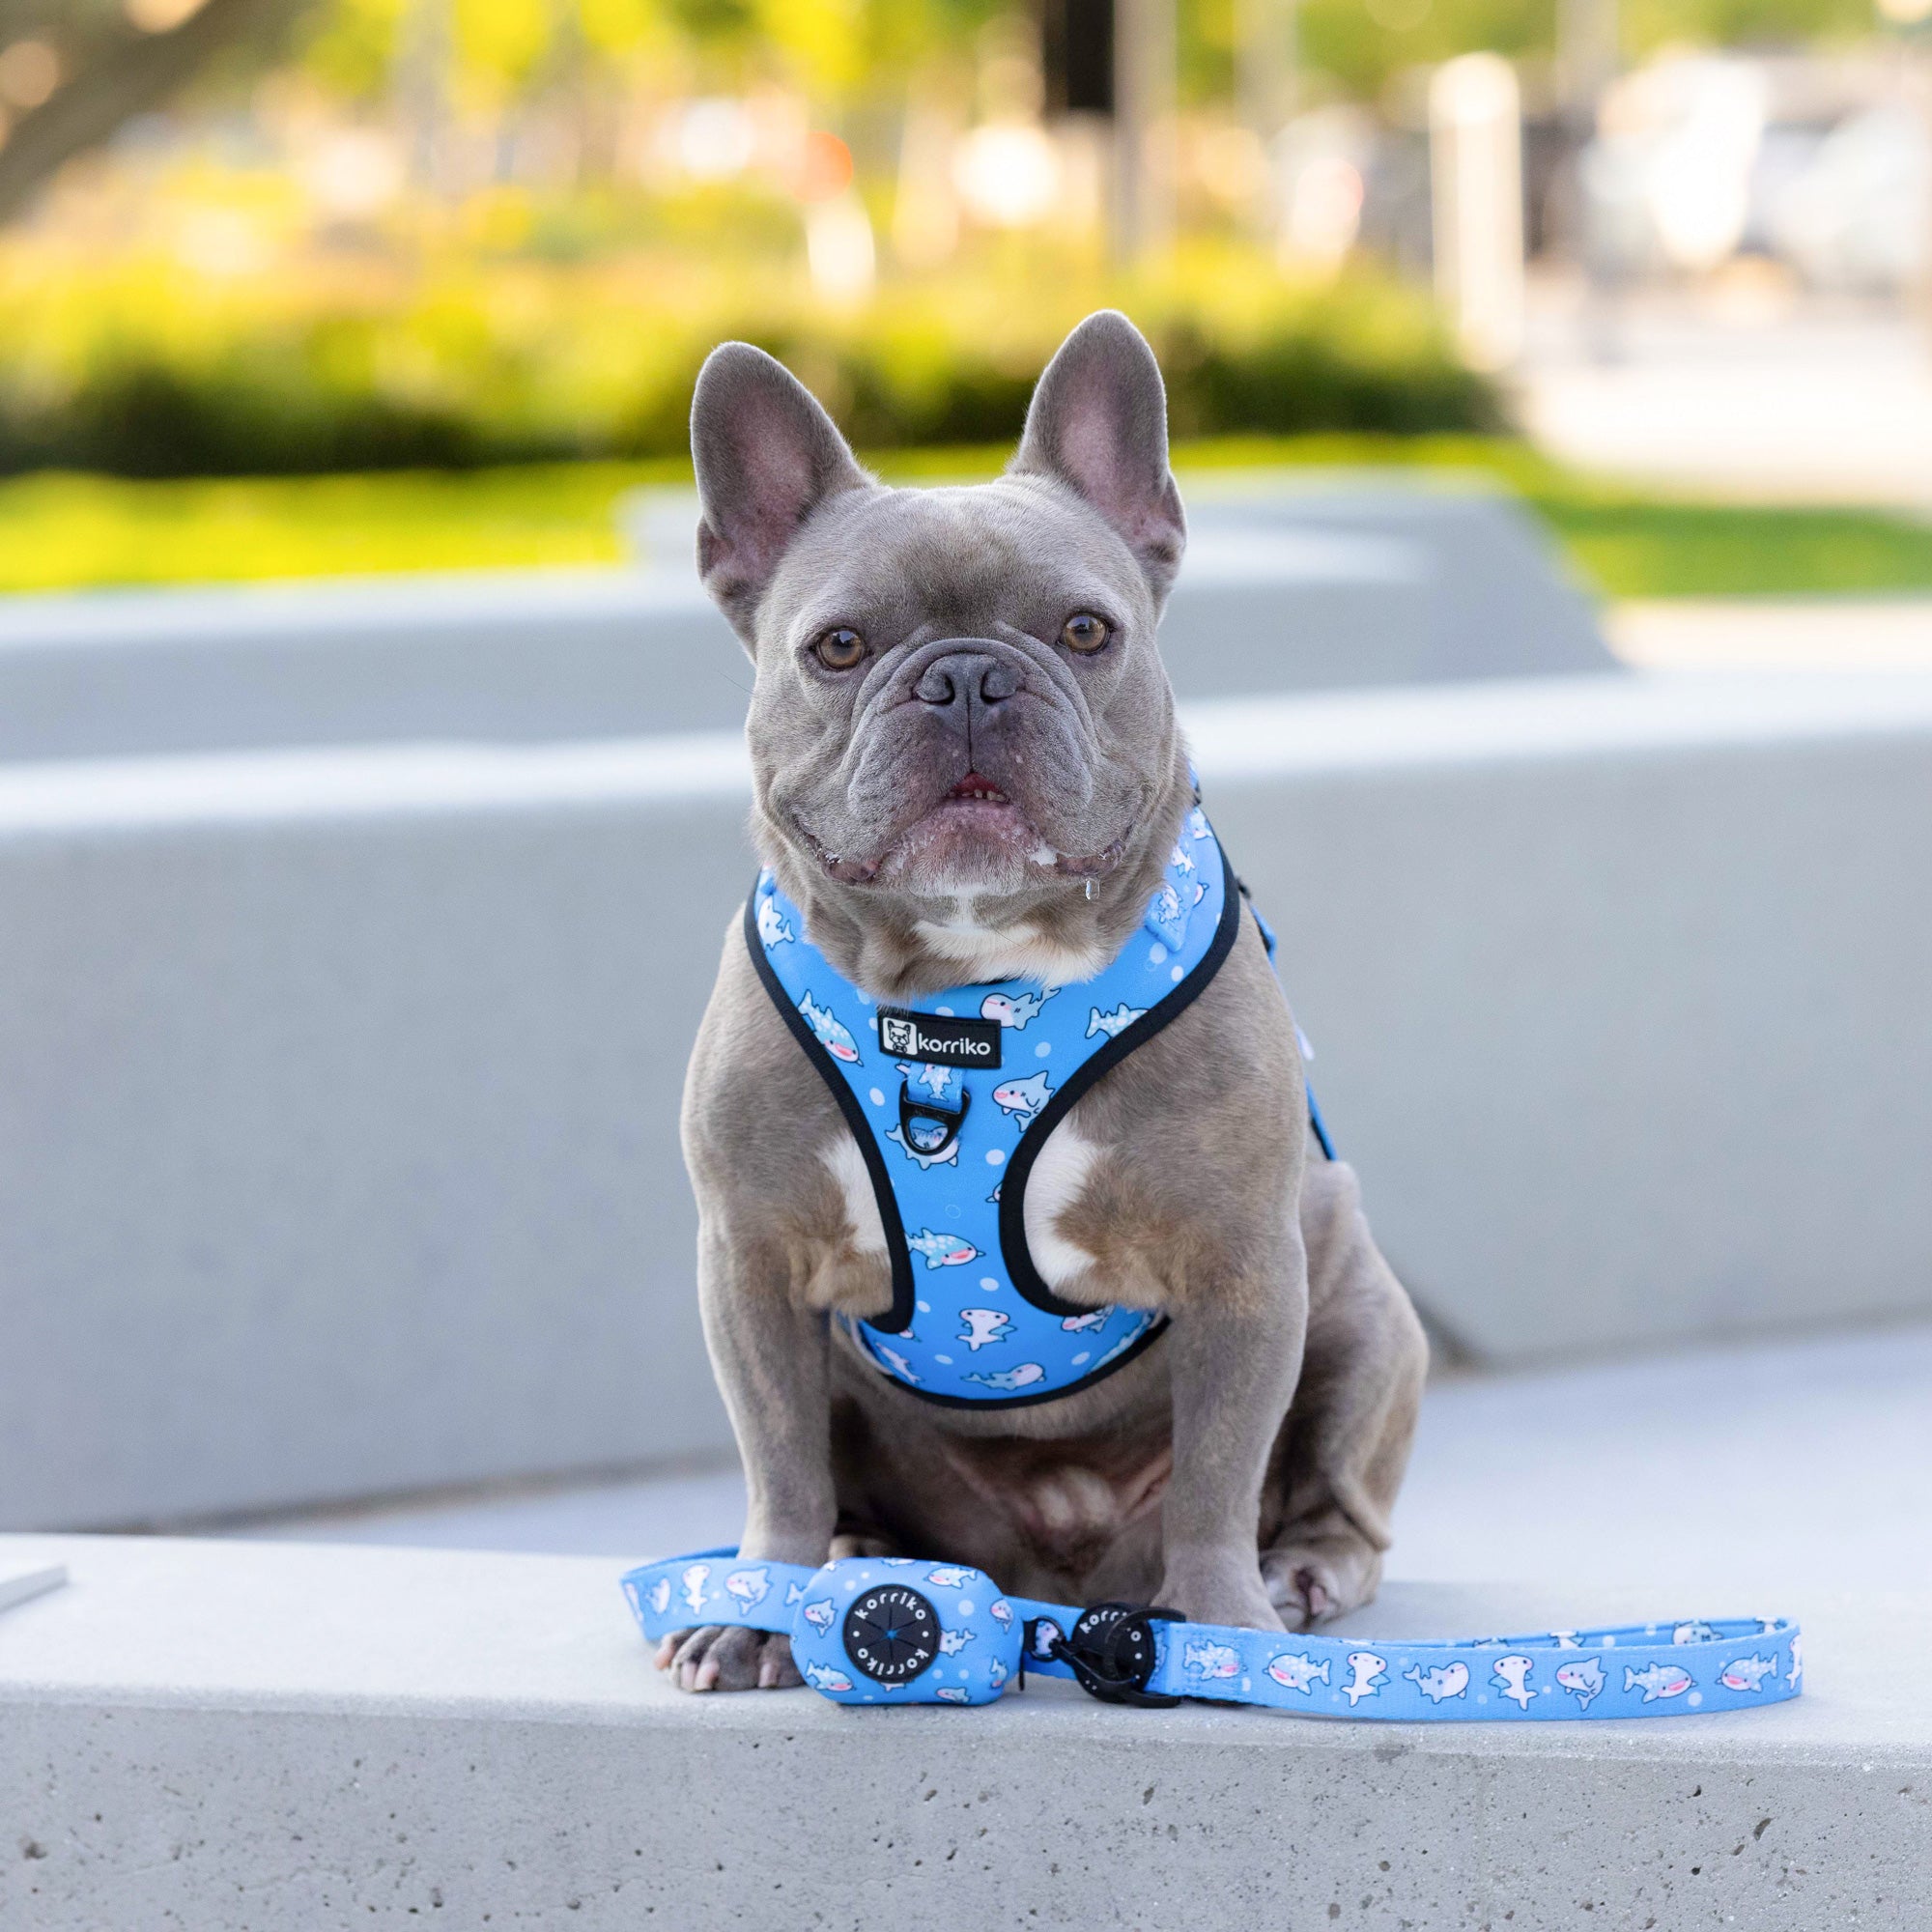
top-left (690, 343), bottom-right (870, 634)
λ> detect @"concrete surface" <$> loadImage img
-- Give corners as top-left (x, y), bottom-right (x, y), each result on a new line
top-left (4, 670), bottom-right (1930, 1528)
top-left (0, 483), bottom-right (1610, 764)
top-left (1, 1534), bottom-right (1924, 1930)
top-left (229, 1317), bottom-right (1932, 1609)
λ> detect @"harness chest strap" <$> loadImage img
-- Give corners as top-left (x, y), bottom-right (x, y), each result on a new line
top-left (623, 1549), bottom-right (1803, 1722)
top-left (748, 804), bottom-right (1307, 1408)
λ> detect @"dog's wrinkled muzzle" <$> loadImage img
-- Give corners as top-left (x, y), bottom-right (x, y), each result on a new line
top-left (623, 1549), bottom-right (1804, 1720)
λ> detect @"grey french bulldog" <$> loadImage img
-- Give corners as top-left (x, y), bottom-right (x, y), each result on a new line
top-left (659, 310), bottom-right (1427, 1691)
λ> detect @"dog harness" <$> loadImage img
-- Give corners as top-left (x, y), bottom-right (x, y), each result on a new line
top-left (623, 1548), bottom-right (1804, 1721)
top-left (748, 803), bottom-right (1321, 1407)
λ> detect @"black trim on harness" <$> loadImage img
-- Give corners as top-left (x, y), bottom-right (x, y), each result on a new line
top-left (743, 892), bottom-right (920, 1334)
top-left (995, 841), bottom-right (1244, 1319)
top-left (740, 835), bottom-right (1247, 1409)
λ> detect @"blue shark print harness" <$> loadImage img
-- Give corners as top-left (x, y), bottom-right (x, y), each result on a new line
top-left (623, 1548), bottom-right (1803, 1722)
top-left (748, 804), bottom-right (1280, 1407)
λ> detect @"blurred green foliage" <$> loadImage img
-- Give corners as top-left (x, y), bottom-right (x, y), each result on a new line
top-left (8, 435), bottom-right (1932, 596)
top-left (0, 242), bottom-right (1499, 478)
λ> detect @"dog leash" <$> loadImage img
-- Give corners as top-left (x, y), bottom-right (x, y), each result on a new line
top-left (623, 1550), bottom-right (1802, 1721)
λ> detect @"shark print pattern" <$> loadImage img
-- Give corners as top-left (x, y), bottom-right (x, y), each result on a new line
top-left (745, 813), bottom-right (1253, 1403)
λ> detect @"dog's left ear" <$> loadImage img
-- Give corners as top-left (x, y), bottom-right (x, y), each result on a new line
top-left (690, 341), bottom-right (872, 635)
top-left (1009, 310), bottom-right (1185, 603)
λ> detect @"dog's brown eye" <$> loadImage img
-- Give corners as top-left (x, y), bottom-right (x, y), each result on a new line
top-left (815, 627), bottom-right (866, 670)
top-left (1062, 612), bottom-right (1110, 654)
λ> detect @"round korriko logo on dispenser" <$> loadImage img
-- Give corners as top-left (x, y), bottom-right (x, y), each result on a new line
top-left (842, 1584), bottom-right (941, 1685)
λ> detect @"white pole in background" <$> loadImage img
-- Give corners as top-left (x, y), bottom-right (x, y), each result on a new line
top-left (1430, 52), bottom-right (1526, 372)
top-left (1113, 0), bottom-right (1177, 258)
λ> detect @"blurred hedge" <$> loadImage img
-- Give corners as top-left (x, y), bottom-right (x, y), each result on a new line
top-left (0, 246), bottom-right (1501, 478)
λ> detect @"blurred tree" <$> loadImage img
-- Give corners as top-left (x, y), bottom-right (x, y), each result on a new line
top-left (0, 0), bottom-right (323, 222)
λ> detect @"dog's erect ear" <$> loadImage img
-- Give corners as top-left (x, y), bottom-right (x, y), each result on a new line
top-left (1009, 310), bottom-right (1185, 601)
top-left (691, 343), bottom-right (870, 630)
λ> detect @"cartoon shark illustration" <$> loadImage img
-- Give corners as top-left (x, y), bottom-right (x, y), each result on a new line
top-left (1550, 1630), bottom-right (1581, 1649)
top-left (935, 1687), bottom-right (972, 1704)
top-left (1029, 1618), bottom-right (1064, 1659)
top-left (958, 1307), bottom-right (1013, 1351)
top-left (880, 1558), bottom-right (919, 1568)
top-left (1673, 1620), bottom-right (1719, 1645)
top-left (1091, 1323), bottom-right (1151, 1371)
top-left (1087, 1003), bottom-right (1148, 1039)
top-left (987, 1658), bottom-right (1009, 1690)
top-left (907, 1229), bottom-right (980, 1269)
top-left (646, 1577), bottom-right (670, 1617)
top-left (988, 1600), bottom-right (1013, 1632)
top-left (1343, 1652), bottom-right (1388, 1706)
top-left (801, 1599), bottom-right (837, 1634)
top-left (991, 1071), bottom-right (1052, 1125)
top-left (965, 1361), bottom-right (1047, 1392)
top-left (1492, 1655), bottom-right (1536, 1711)
top-left (896, 1060), bottom-right (959, 1101)
top-left (1265, 1651), bottom-right (1331, 1694)
top-left (1719, 1655), bottom-right (1777, 1693)
top-left (874, 1344), bottom-right (922, 1384)
top-left (803, 1662), bottom-right (854, 1693)
top-left (1187, 807), bottom-right (1211, 841)
top-left (755, 897), bottom-right (795, 948)
top-left (926, 1567), bottom-right (974, 1589)
top-left (1168, 841), bottom-right (1196, 875)
top-left (798, 992), bottom-right (862, 1064)
top-left (980, 988), bottom-right (1058, 1031)
top-left (1060, 1307), bottom-right (1110, 1332)
top-left (985, 1182), bottom-right (1002, 1204)
top-left (939, 1628), bottom-right (974, 1656)
top-left (679, 1563), bottom-right (711, 1618)
top-left (724, 1567), bottom-right (770, 1613)
top-left (1145, 882), bottom-right (1187, 949)
top-left (1756, 1616), bottom-right (1783, 1635)
top-left (1190, 880), bottom-right (1208, 906)
top-left (1624, 1662), bottom-right (1694, 1703)
top-left (1405, 1661), bottom-right (1470, 1704)
top-left (885, 1122), bottom-right (960, 1169)
top-left (1786, 1635), bottom-right (1804, 1690)
top-left (1183, 1640), bottom-right (1241, 1680)
top-left (1555, 1658), bottom-right (1606, 1710)
top-left (784, 1579), bottom-right (808, 1606)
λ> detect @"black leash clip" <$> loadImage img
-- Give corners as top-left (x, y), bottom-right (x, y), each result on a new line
top-left (1029, 1602), bottom-right (1183, 1708)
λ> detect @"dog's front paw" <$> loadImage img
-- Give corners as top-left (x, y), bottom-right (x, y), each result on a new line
top-left (1262, 1539), bottom-right (1382, 1631)
top-left (655, 1624), bottom-right (802, 1692)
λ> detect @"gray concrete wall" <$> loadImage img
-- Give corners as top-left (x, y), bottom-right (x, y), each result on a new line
top-left (0, 483), bottom-right (1611, 763)
top-left (1, 1535), bottom-right (1923, 1931)
top-left (2, 672), bottom-right (1930, 1529)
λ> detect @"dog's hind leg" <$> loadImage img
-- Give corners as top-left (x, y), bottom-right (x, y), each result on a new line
top-left (1259, 1153), bottom-right (1428, 1630)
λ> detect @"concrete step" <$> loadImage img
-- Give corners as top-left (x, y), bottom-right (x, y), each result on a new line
top-left (0, 1534), bottom-right (1921, 1930)
top-left (4, 670), bottom-right (1931, 1529)
top-left (0, 481), bottom-right (1610, 764)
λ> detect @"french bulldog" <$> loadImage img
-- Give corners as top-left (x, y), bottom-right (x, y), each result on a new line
top-left (659, 310), bottom-right (1427, 1691)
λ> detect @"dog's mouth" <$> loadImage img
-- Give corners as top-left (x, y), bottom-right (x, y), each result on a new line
top-left (790, 771), bottom-right (1127, 892)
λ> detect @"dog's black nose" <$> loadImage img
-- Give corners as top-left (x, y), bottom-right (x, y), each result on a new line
top-left (914, 649), bottom-right (1016, 718)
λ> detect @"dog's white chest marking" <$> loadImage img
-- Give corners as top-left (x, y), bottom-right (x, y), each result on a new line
top-left (820, 1133), bottom-right (886, 1255)
top-left (913, 903), bottom-right (1109, 987)
top-left (1023, 1120), bottom-right (1101, 1291)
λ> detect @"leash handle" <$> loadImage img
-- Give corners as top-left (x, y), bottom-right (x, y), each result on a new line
top-left (621, 1551), bottom-right (1803, 1721)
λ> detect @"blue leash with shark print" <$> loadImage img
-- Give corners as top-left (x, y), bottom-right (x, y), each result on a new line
top-left (624, 1550), bottom-right (1802, 1722)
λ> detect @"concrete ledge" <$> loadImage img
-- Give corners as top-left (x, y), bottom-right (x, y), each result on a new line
top-left (0, 1535), bottom-right (1923, 1929)
top-left (3, 670), bottom-right (1931, 1527)
top-left (0, 485), bottom-right (1609, 763)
